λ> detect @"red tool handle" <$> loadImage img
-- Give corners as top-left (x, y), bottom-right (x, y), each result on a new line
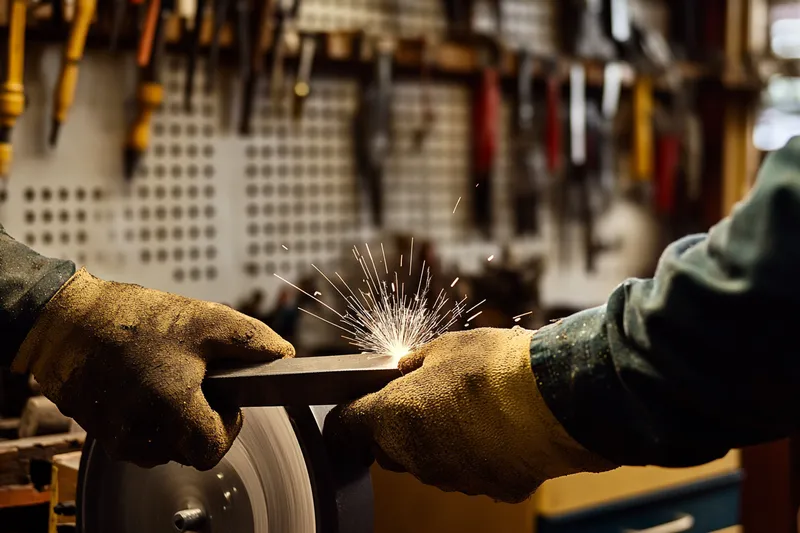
top-left (655, 134), bottom-right (680, 215)
top-left (546, 75), bottom-right (561, 174)
top-left (473, 68), bottom-right (500, 175)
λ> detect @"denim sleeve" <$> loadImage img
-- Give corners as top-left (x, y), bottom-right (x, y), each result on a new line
top-left (531, 136), bottom-right (800, 467)
top-left (0, 224), bottom-right (75, 366)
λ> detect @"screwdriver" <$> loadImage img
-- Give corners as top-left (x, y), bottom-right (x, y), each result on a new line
top-left (109, 0), bottom-right (128, 51)
top-left (183, 0), bottom-right (207, 112)
top-left (239, 0), bottom-right (269, 135)
top-left (0, 0), bottom-right (27, 179)
top-left (205, 0), bottom-right (230, 94)
top-left (124, 0), bottom-right (169, 180)
top-left (50, 0), bottom-right (97, 147)
top-left (291, 33), bottom-right (316, 120)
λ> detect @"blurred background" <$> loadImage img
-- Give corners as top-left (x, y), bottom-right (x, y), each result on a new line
top-left (0, 0), bottom-right (797, 532)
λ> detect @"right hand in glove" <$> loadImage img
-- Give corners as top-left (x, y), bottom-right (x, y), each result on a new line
top-left (326, 327), bottom-right (616, 503)
top-left (12, 268), bottom-right (294, 470)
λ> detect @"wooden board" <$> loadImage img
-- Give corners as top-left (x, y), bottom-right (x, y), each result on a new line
top-left (0, 484), bottom-right (50, 508)
top-left (0, 432), bottom-right (84, 487)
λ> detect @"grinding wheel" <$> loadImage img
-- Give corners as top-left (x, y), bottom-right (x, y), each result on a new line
top-left (77, 405), bottom-right (374, 533)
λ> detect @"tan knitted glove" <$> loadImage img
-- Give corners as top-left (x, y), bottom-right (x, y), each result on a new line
top-left (13, 268), bottom-right (294, 470)
top-left (327, 327), bottom-right (616, 503)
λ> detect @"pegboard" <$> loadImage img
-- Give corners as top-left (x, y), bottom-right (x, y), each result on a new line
top-left (296, 0), bottom-right (666, 56)
top-left (0, 0), bottom-right (667, 332)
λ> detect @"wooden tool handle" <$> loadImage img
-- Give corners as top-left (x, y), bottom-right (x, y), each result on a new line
top-left (138, 0), bottom-right (162, 67)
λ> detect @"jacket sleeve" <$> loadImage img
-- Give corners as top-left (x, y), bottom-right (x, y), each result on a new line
top-left (0, 224), bottom-right (75, 366)
top-left (531, 136), bottom-right (800, 468)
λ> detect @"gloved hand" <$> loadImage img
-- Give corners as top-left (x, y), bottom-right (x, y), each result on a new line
top-left (326, 327), bottom-right (616, 503)
top-left (12, 268), bottom-right (294, 470)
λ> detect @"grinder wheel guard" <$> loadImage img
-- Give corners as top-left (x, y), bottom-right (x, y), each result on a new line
top-left (77, 405), bottom-right (374, 533)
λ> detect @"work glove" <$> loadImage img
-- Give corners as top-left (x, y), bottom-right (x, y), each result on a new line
top-left (326, 327), bottom-right (616, 503)
top-left (12, 268), bottom-right (294, 470)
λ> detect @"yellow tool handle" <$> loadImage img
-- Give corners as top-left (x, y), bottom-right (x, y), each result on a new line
top-left (6, 0), bottom-right (26, 88)
top-left (0, 0), bottom-right (27, 178)
top-left (126, 82), bottom-right (163, 152)
top-left (632, 75), bottom-right (654, 183)
top-left (53, 0), bottom-right (97, 124)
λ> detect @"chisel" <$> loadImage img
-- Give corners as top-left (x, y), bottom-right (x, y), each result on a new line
top-left (204, 353), bottom-right (401, 407)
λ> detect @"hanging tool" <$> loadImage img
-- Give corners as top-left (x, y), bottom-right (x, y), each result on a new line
top-left (205, 0), bottom-right (231, 93)
top-left (124, 0), bottom-right (170, 180)
top-left (353, 38), bottom-right (393, 228)
top-left (471, 41), bottom-right (500, 237)
top-left (606, 0), bottom-right (631, 44)
top-left (235, 0), bottom-right (250, 93)
top-left (597, 61), bottom-right (622, 211)
top-left (0, 0), bottom-right (27, 180)
top-left (109, 0), bottom-right (128, 51)
top-left (684, 102), bottom-right (703, 204)
top-left (544, 63), bottom-right (562, 176)
top-left (137, 0), bottom-right (161, 67)
top-left (291, 32), bottom-right (316, 120)
top-left (239, 0), bottom-right (270, 135)
top-left (512, 49), bottom-right (540, 235)
top-left (50, 0), bottom-right (97, 147)
top-left (411, 37), bottom-right (436, 152)
top-left (270, 0), bottom-right (301, 110)
top-left (564, 0), bottom-right (615, 61)
top-left (655, 129), bottom-right (680, 217)
top-left (631, 74), bottom-right (654, 198)
top-left (567, 63), bottom-right (597, 272)
top-left (184, 0), bottom-right (207, 112)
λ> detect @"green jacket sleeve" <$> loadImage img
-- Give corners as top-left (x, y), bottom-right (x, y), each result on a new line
top-left (0, 224), bottom-right (75, 366)
top-left (532, 137), bottom-right (800, 468)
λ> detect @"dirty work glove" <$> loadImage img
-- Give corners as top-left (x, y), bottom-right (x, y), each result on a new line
top-left (12, 268), bottom-right (294, 470)
top-left (327, 327), bottom-right (616, 503)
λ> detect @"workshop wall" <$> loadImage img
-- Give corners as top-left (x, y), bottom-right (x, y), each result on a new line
top-left (0, 0), bottom-right (668, 325)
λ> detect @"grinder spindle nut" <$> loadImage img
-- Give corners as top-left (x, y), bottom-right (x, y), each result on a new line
top-left (173, 508), bottom-right (206, 532)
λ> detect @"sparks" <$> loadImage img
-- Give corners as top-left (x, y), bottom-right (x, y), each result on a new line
top-left (282, 244), bottom-right (289, 251)
top-left (467, 311), bottom-right (483, 322)
top-left (466, 299), bottom-right (486, 313)
top-left (453, 197), bottom-right (462, 214)
top-left (513, 311), bottom-right (534, 319)
top-left (277, 240), bottom-right (479, 360)
top-left (488, 255), bottom-right (495, 262)
top-left (450, 277), bottom-right (459, 288)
